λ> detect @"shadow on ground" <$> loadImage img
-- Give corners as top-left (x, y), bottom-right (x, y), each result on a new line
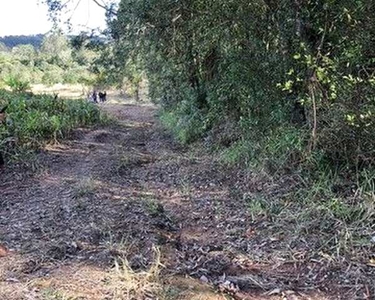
top-left (0, 102), bottom-right (368, 299)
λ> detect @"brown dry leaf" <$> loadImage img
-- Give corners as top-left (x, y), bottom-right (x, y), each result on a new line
top-left (0, 245), bottom-right (9, 257)
top-left (244, 228), bottom-right (256, 238)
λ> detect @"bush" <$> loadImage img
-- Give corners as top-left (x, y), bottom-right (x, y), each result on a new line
top-left (4, 74), bottom-right (30, 92)
top-left (41, 64), bottom-right (64, 85)
top-left (160, 101), bottom-right (207, 145)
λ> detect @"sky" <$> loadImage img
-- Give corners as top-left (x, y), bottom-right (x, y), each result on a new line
top-left (0, 0), bottom-right (112, 37)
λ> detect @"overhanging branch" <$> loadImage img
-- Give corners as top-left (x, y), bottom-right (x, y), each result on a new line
top-left (91, 0), bottom-right (117, 15)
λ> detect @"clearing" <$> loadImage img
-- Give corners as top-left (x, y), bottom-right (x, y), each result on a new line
top-left (0, 99), bottom-right (369, 299)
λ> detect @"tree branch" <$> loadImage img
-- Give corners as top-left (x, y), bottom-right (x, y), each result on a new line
top-left (91, 0), bottom-right (117, 15)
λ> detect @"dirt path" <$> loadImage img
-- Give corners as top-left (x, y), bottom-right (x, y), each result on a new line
top-left (0, 101), bottom-right (346, 299)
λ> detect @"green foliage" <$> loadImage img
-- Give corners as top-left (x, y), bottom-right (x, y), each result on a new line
top-left (41, 33), bottom-right (72, 66)
top-left (244, 194), bottom-right (283, 221)
top-left (3, 74), bottom-right (31, 92)
top-left (221, 126), bottom-right (308, 174)
top-left (40, 63), bottom-right (64, 85)
top-left (160, 105), bottom-right (206, 145)
top-left (0, 33), bottom-right (102, 87)
top-left (44, 1), bottom-right (375, 183)
top-left (12, 45), bottom-right (36, 65)
top-left (105, 0), bottom-right (375, 179)
top-left (0, 90), bottom-right (101, 163)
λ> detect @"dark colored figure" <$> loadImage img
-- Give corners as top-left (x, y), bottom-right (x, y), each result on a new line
top-left (0, 105), bottom-right (8, 168)
top-left (291, 100), bottom-right (306, 125)
top-left (99, 91), bottom-right (107, 102)
top-left (92, 91), bottom-right (98, 103)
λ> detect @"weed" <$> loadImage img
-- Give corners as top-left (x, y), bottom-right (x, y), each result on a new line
top-left (244, 193), bottom-right (283, 221)
top-left (73, 178), bottom-right (96, 199)
top-left (160, 109), bottom-right (206, 145)
top-left (4, 74), bottom-right (30, 93)
top-left (144, 199), bottom-right (165, 217)
top-left (220, 140), bottom-right (254, 167)
top-left (357, 168), bottom-right (375, 194)
top-left (102, 231), bottom-right (134, 256)
top-left (179, 175), bottom-right (192, 199)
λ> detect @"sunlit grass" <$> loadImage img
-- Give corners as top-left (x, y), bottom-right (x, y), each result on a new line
top-left (110, 246), bottom-right (164, 300)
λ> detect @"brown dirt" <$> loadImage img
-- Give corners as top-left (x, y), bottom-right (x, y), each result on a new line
top-left (0, 101), bottom-right (369, 299)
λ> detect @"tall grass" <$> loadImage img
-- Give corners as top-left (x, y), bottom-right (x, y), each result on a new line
top-left (0, 90), bottom-right (102, 164)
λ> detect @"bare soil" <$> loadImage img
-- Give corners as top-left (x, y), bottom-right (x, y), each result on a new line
top-left (0, 101), bottom-right (371, 299)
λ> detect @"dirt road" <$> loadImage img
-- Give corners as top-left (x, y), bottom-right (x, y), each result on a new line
top-left (0, 101), bottom-right (346, 299)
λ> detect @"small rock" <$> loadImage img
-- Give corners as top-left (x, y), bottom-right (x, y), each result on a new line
top-left (200, 275), bottom-right (209, 283)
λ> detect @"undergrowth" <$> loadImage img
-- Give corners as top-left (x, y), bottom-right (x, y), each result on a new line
top-left (160, 107), bottom-right (375, 278)
top-left (0, 89), bottom-right (103, 166)
top-left (159, 108), bottom-right (207, 145)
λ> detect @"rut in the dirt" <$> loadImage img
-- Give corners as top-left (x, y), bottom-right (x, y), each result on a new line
top-left (0, 102), bottom-right (363, 300)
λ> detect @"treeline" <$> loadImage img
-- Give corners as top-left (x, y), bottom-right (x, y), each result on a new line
top-left (107, 1), bottom-right (375, 181)
top-left (0, 33), bottom-right (108, 91)
top-left (0, 34), bottom-right (45, 49)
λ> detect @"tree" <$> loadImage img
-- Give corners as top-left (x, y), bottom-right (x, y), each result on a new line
top-left (0, 42), bottom-right (9, 52)
top-left (44, 0), bottom-right (375, 171)
top-left (40, 33), bottom-right (72, 67)
top-left (12, 44), bottom-right (36, 66)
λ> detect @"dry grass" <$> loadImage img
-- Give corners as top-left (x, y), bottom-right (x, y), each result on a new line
top-left (73, 177), bottom-right (97, 199)
top-left (109, 246), bottom-right (163, 300)
top-left (31, 84), bottom-right (88, 99)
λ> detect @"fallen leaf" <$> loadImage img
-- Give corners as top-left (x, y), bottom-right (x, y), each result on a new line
top-left (0, 245), bottom-right (8, 257)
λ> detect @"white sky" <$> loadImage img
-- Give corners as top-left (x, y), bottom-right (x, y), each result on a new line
top-left (0, 0), bottom-right (112, 37)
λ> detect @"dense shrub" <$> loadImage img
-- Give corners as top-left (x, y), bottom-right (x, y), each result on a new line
top-left (106, 0), bottom-right (375, 179)
top-left (3, 74), bottom-right (30, 93)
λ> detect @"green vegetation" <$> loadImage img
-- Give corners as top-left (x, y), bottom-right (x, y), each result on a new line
top-left (0, 33), bottom-right (98, 90)
top-left (0, 32), bottom-right (112, 166)
top-left (2, 1), bottom-right (375, 295)
top-left (0, 90), bottom-right (102, 164)
top-left (29, 1), bottom-right (375, 287)
top-left (104, 1), bottom-right (375, 188)
top-left (100, 0), bottom-right (375, 261)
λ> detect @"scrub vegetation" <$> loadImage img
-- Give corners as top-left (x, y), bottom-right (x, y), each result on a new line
top-left (1, 1), bottom-right (374, 299)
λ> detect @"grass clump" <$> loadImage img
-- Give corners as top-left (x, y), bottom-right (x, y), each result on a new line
top-left (41, 289), bottom-right (79, 300)
top-left (110, 246), bottom-right (163, 300)
top-left (73, 178), bottom-right (97, 199)
top-left (3, 74), bottom-right (31, 93)
top-left (220, 125), bottom-right (307, 173)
